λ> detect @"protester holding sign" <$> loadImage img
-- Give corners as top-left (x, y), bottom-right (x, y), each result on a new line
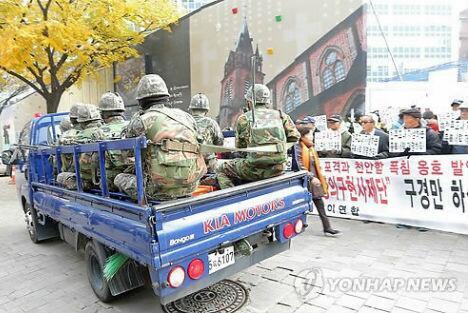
top-left (355, 115), bottom-right (389, 159)
top-left (451, 99), bottom-right (463, 113)
top-left (449, 103), bottom-right (468, 154)
top-left (320, 114), bottom-right (352, 158)
top-left (390, 108), bottom-right (442, 156)
top-left (292, 117), bottom-right (341, 237)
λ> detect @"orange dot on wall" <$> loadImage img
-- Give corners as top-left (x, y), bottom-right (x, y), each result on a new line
top-left (232, 7), bottom-right (238, 14)
top-left (267, 48), bottom-right (274, 55)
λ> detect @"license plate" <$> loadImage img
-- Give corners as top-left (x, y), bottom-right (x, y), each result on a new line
top-left (208, 246), bottom-right (235, 274)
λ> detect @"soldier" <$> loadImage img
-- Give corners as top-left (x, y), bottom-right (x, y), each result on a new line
top-left (56, 103), bottom-right (84, 189)
top-left (188, 93), bottom-right (224, 172)
top-left (60, 103), bottom-right (83, 145)
top-left (114, 74), bottom-right (206, 201)
top-left (217, 84), bottom-right (300, 189)
top-left (98, 92), bottom-right (129, 191)
top-left (75, 104), bottom-right (106, 190)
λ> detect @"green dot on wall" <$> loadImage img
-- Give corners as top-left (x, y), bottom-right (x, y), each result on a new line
top-left (275, 15), bottom-right (282, 22)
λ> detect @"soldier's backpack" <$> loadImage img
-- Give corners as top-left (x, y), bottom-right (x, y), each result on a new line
top-left (146, 107), bottom-right (206, 197)
top-left (244, 107), bottom-right (287, 165)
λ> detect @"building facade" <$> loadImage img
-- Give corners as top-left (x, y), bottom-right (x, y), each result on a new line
top-left (367, 0), bottom-right (460, 82)
top-left (267, 7), bottom-right (366, 119)
top-left (173, 0), bottom-right (216, 12)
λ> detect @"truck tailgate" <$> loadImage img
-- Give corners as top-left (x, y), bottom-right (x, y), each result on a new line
top-left (153, 171), bottom-right (311, 266)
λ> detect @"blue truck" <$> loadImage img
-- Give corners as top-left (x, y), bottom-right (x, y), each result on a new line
top-left (3, 112), bottom-right (312, 305)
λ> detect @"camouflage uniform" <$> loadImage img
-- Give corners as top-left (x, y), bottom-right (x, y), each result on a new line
top-left (74, 104), bottom-right (106, 190)
top-left (114, 74), bottom-right (206, 200)
top-left (98, 92), bottom-right (129, 191)
top-left (217, 84), bottom-right (300, 189)
top-left (57, 104), bottom-right (84, 189)
top-left (189, 93), bottom-right (224, 172)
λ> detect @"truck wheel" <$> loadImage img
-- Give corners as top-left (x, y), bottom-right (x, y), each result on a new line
top-left (85, 241), bottom-right (114, 303)
top-left (24, 204), bottom-right (39, 243)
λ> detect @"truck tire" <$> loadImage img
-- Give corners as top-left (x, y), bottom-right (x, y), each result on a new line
top-left (85, 241), bottom-right (114, 303)
top-left (24, 204), bottom-right (39, 243)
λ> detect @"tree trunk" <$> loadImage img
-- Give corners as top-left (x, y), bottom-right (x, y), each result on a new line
top-left (45, 92), bottom-right (63, 113)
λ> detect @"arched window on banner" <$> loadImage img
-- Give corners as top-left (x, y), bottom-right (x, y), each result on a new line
top-left (321, 50), bottom-right (347, 90)
top-left (283, 79), bottom-right (301, 113)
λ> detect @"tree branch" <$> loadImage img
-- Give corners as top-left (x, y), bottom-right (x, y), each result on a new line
top-left (0, 67), bottom-right (46, 97)
top-left (26, 66), bottom-right (49, 94)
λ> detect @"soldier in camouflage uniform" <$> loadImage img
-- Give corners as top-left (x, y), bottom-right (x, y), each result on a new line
top-left (188, 93), bottom-right (224, 173)
top-left (75, 104), bottom-right (106, 190)
top-left (114, 74), bottom-right (206, 201)
top-left (56, 103), bottom-right (84, 189)
top-left (98, 92), bottom-right (129, 191)
top-left (217, 84), bottom-right (300, 189)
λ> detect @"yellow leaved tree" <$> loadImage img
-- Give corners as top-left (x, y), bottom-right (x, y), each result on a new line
top-left (0, 0), bottom-right (179, 113)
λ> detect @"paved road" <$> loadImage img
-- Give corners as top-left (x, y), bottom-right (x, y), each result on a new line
top-left (1, 176), bottom-right (468, 313)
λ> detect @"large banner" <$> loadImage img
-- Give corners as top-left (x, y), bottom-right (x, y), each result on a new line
top-left (319, 156), bottom-right (468, 234)
top-left (114, 0), bottom-right (366, 127)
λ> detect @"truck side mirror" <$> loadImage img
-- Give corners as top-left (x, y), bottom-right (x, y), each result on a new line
top-left (2, 150), bottom-right (16, 165)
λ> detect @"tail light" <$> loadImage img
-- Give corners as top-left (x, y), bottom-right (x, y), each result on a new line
top-left (283, 222), bottom-right (295, 239)
top-left (167, 266), bottom-right (185, 288)
top-left (295, 219), bottom-right (304, 234)
top-left (187, 259), bottom-right (205, 280)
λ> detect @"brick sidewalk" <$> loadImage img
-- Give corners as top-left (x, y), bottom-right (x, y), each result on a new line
top-left (1, 177), bottom-right (468, 313)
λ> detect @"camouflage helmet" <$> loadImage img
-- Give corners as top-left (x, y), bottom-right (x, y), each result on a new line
top-left (136, 74), bottom-right (170, 100)
top-left (189, 93), bottom-right (210, 111)
top-left (59, 118), bottom-right (72, 132)
top-left (245, 84), bottom-right (271, 105)
top-left (77, 104), bottom-right (101, 123)
top-left (99, 92), bottom-right (125, 112)
top-left (69, 103), bottom-right (84, 119)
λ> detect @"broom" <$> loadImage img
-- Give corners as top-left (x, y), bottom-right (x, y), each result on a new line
top-left (103, 253), bottom-right (130, 281)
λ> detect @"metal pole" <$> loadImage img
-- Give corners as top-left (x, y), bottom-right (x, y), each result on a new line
top-left (250, 56), bottom-right (257, 126)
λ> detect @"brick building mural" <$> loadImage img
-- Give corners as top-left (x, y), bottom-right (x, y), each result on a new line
top-left (267, 7), bottom-right (366, 120)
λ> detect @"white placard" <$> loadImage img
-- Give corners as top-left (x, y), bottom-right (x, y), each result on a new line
top-left (315, 131), bottom-right (341, 152)
top-left (439, 112), bottom-right (459, 132)
top-left (445, 120), bottom-right (468, 145)
top-left (389, 128), bottom-right (426, 153)
top-left (313, 115), bottom-right (327, 132)
top-left (351, 134), bottom-right (380, 157)
top-left (380, 108), bottom-right (400, 128)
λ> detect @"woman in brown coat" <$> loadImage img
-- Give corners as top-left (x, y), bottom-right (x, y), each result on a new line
top-left (293, 117), bottom-right (341, 237)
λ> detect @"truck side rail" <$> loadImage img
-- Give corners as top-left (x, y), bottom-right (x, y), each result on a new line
top-left (30, 137), bottom-right (148, 206)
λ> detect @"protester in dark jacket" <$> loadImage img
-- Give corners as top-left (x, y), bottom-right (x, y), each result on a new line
top-left (355, 115), bottom-right (389, 159)
top-left (450, 104), bottom-right (468, 154)
top-left (393, 108), bottom-right (442, 156)
top-left (320, 114), bottom-right (352, 158)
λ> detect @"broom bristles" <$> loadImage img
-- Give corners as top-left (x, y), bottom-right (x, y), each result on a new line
top-left (103, 253), bottom-right (130, 281)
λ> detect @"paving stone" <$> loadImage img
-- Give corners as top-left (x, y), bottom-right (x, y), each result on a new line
top-left (394, 296), bottom-right (427, 312)
top-left (365, 295), bottom-right (395, 312)
top-left (426, 298), bottom-right (460, 313)
top-left (336, 294), bottom-right (366, 310)
top-left (294, 303), bottom-right (326, 313)
top-left (391, 308), bottom-right (416, 313)
top-left (326, 305), bottom-right (356, 313)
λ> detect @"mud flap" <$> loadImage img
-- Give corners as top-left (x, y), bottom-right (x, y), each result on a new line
top-left (108, 259), bottom-right (146, 296)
